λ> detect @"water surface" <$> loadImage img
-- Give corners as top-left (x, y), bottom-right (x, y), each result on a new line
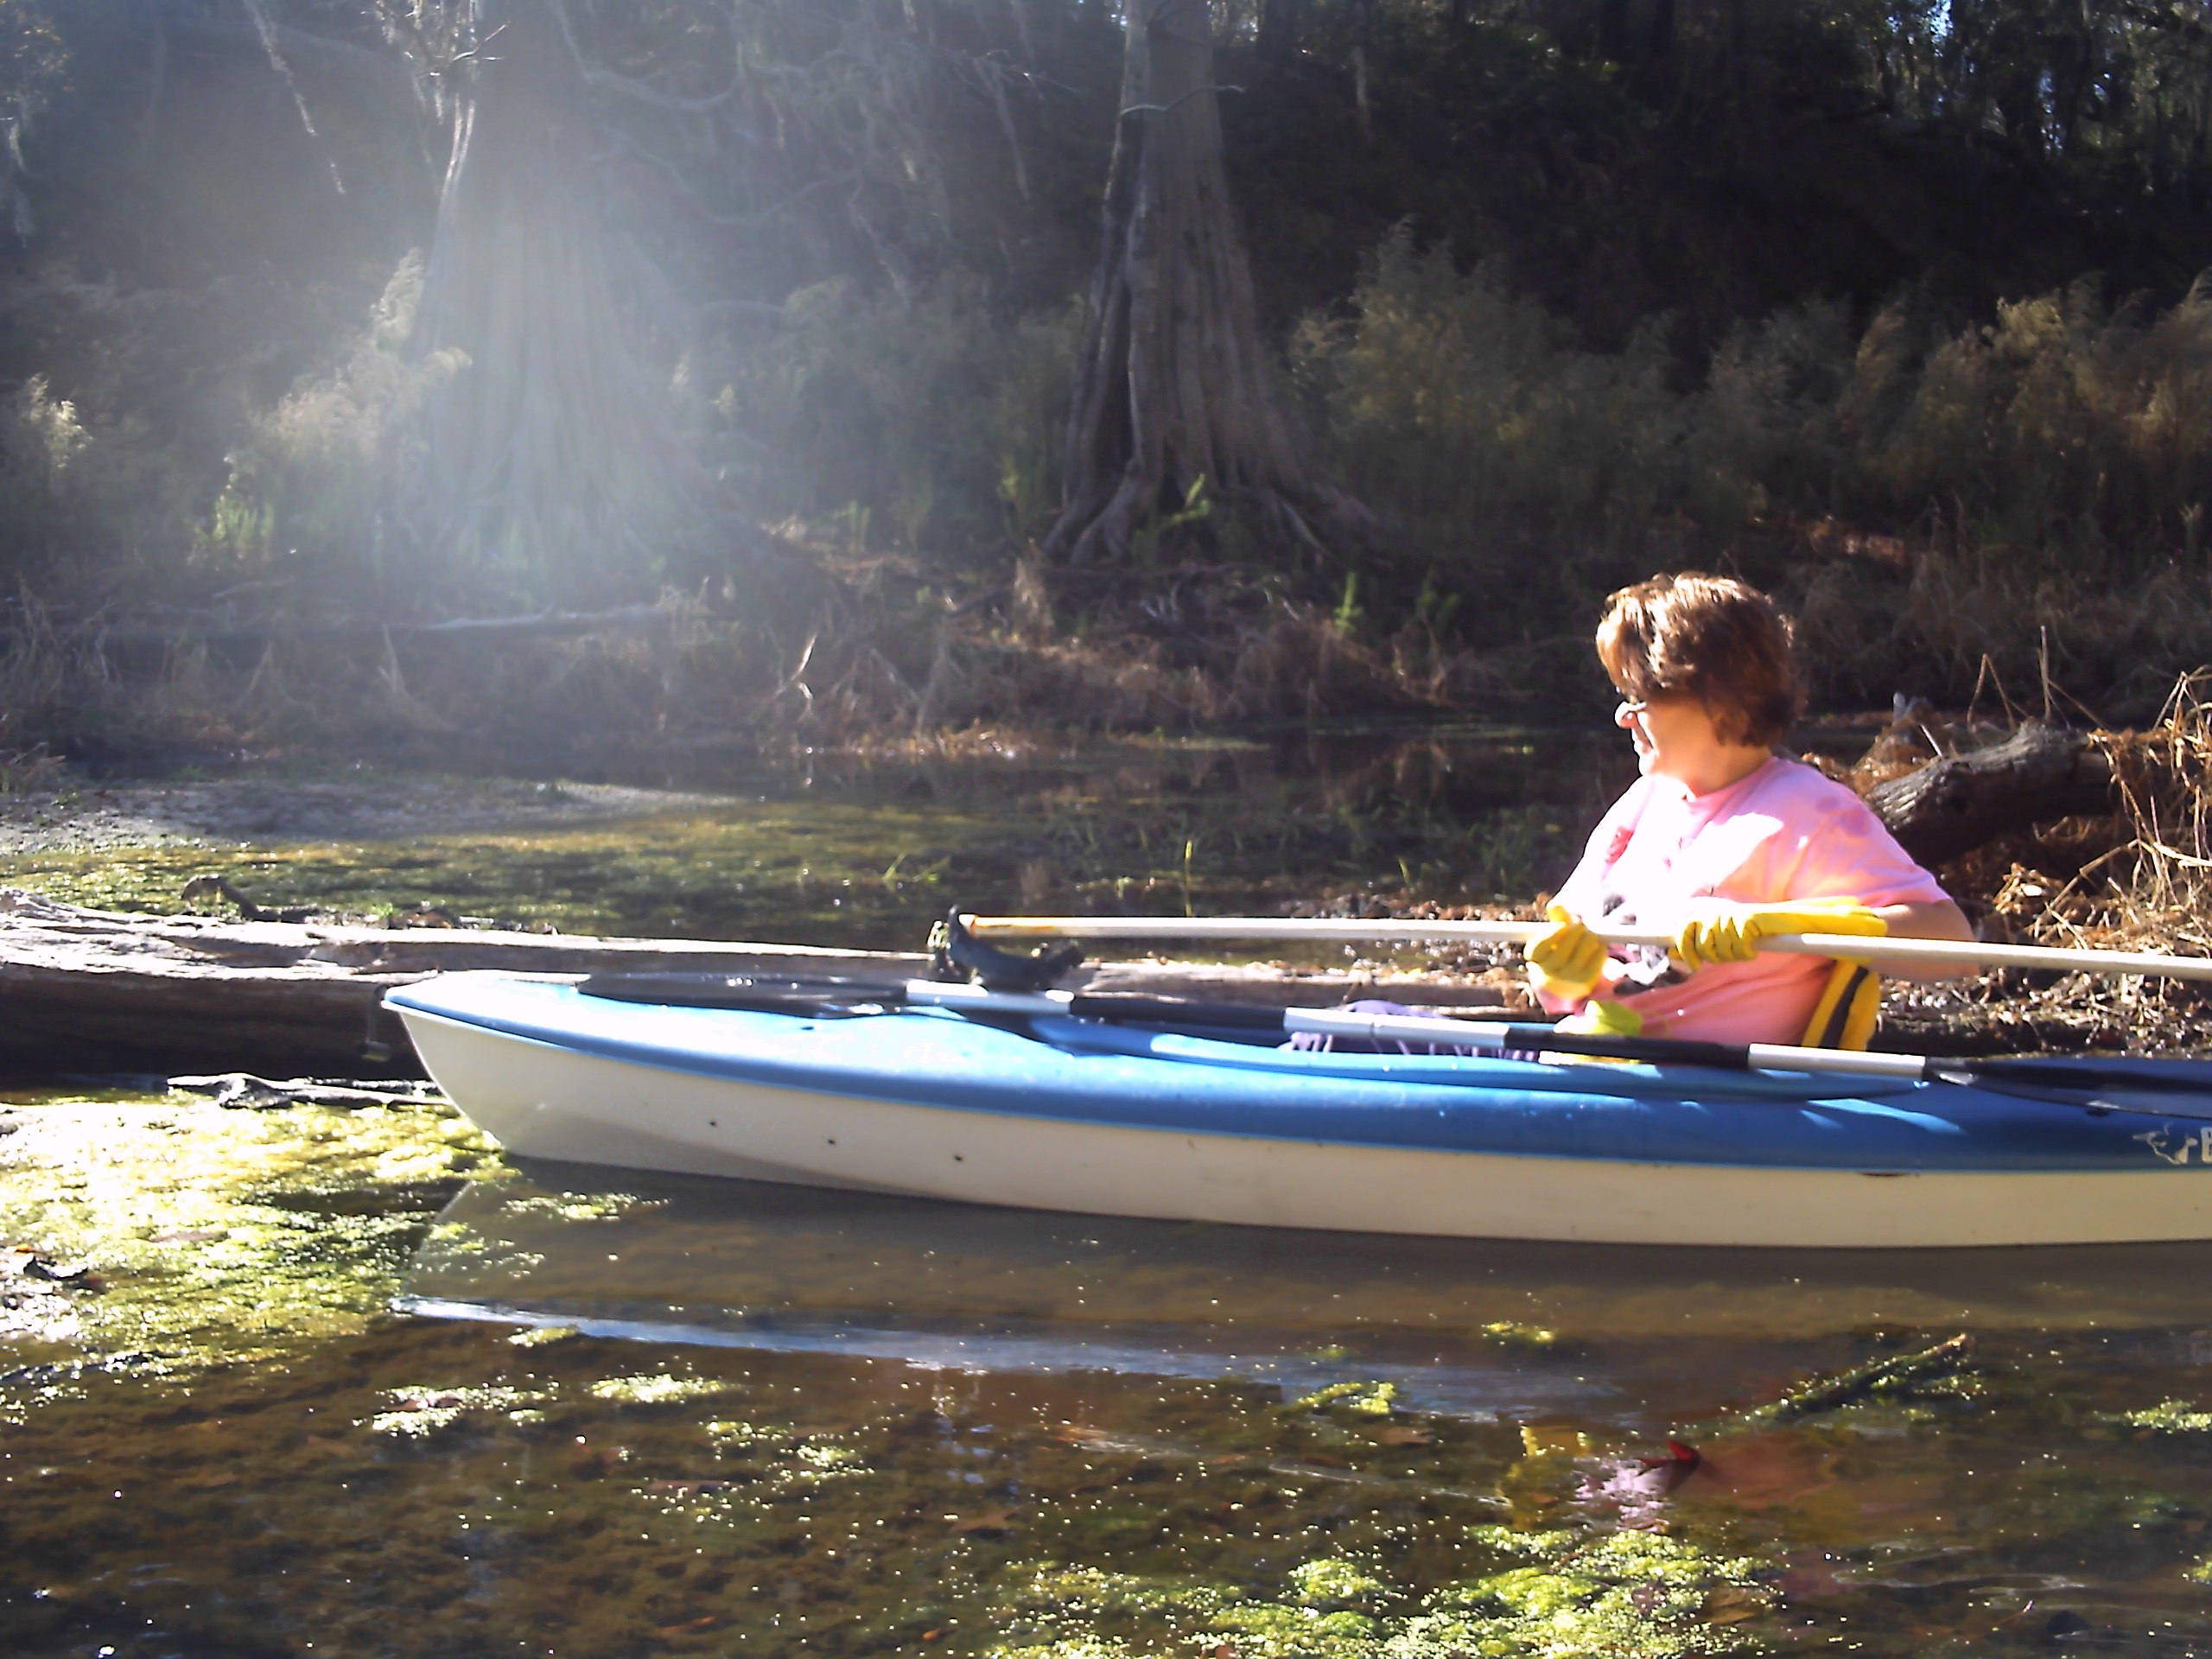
top-left (6, 723), bottom-right (1630, 949)
top-left (5, 723), bottom-right (2211, 1657)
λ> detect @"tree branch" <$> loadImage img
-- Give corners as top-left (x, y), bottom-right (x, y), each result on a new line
top-left (1120, 85), bottom-right (1244, 118)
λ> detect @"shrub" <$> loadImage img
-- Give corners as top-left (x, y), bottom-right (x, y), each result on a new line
top-left (1294, 227), bottom-right (1682, 556)
top-left (200, 254), bottom-right (467, 611)
top-left (712, 275), bottom-right (1079, 556)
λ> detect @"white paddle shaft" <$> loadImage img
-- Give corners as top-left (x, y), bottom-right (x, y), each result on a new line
top-left (964, 914), bottom-right (2212, 983)
top-left (903, 979), bottom-right (1929, 1079)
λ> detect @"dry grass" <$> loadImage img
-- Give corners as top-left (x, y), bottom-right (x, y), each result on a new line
top-left (1874, 673), bottom-right (2212, 1054)
top-left (1992, 673), bottom-right (2212, 953)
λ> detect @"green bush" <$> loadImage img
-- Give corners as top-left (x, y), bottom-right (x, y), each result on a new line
top-left (713, 276), bottom-right (1080, 556)
top-left (1294, 227), bottom-right (1682, 550)
top-left (200, 254), bottom-right (467, 608)
top-left (1848, 277), bottom-right (2212, 568)
top-left (0, 372), bottom-right (196, 594)
top-left (1301, 224), bottom-right (2212, 592)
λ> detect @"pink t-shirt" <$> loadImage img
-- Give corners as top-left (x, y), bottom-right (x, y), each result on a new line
top-left (1542, 755), bottom-right (1949, 1044)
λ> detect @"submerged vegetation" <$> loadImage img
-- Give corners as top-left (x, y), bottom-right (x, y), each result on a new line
top-left (16, 1120), bottom-right (2212, 1654)
top-left (0, 723), bottom-right (1619, 948)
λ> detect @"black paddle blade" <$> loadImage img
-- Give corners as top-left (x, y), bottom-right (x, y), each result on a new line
top-left (928, 907), bottom-right (1084, 992)
top-left (1932, 1054), bottom-right (2212, 1118)
top-left (575, 973), bottom-right (906, 1016)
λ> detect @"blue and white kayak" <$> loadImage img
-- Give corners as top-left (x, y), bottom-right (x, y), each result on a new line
top-left (385, 973), bottom-right (2212, 1249)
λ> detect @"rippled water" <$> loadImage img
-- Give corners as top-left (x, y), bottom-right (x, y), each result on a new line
top-left (7, 728), bottom-right (2212, 1656)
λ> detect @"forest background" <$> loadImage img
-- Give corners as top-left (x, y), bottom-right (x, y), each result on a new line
top-left (3, 0), bottom-right (2212, 765)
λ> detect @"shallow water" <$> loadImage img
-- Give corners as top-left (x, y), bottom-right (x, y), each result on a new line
top-left (4, 723), bottom-right (1628, 949)
top-left (7, 724), bottom-right (2212, 1656)
top-left (10, 1108), bottom-right (2212, 1658)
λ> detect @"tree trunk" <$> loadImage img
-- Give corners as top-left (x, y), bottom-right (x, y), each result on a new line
top-left (1256, 0), bottom-right (1300, 63)
top-left (1597, 0), bottom-right (1629, 62)
top-left (404, 0), bottom-right (693, 603)
top-left (1867, 722), bottom-right (2115, 868)
top-left (1043, 0), bottom-right (1363, 566)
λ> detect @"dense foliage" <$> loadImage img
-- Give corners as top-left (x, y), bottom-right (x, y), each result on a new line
top-left (1, 0), bottom-right (2210, 723)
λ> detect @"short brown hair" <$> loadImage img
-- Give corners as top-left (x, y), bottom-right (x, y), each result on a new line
top-left (1595, 572), bottom-right (1802, 747)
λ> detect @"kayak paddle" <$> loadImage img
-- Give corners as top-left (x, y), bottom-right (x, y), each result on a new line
top-left (963, 913), bottom-right (2212, 984)
top-left (574, 971), bottom-right (2212, 1116)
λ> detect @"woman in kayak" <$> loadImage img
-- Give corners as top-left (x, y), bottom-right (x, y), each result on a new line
top-left (1528, 571), bottom-right (1971, 1048)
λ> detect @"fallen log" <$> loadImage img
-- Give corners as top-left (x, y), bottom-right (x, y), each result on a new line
top-left (0, 889), bottom-right (1510, 1078)
top-left (1867, 721), bottom-right (2114, 868)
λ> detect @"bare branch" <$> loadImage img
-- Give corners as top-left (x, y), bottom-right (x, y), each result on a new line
top-left (1120, 84), bottom-right (1244, 118)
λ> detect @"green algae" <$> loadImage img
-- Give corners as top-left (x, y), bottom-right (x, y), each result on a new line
top-left (1732, 1332), bottom-right (1982, 1428)
top-left (1290, 1379), bottom-right (1399, 1415)
top-left (499, 1192), bottom-right (658, 1223)
top-left (588, 1371), bottom-right (741, 1405)
top-left (7, 1294), bottom-right (2212, 1659)
top-left (1402, 1528), bottom-right (1775, 1659)
top-left (365, 1382), bottom-right (556, 1437)
top-left (5, 727), bottom-right (1612, 953)
top-left (1479, 1320), bottom-right (1559, 1351)
top-left (704, 1416), bottom-right (789, 1452)
top-left (1291, 1558), bottom-right (1394, 1610)
top-left (1464, 1524), bottom-right (1579, 1560)
top-left (2104, 1399), bottom-right (2212, 1433)
top-left (1007, 1565), bottom-right (1233, 1618)
top-left (506, 1321), bottom-right (580, 1346)
top-left (0, 1091), bottom-right (496, 1373)
top-left (1198, 1600), bottom-right (1382, 1657)
top-left (986, 1522), bottom-right (1777, 1659)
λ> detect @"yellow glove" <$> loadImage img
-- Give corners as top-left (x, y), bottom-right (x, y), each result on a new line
top-left (1548, 998), bottom-right (1644, 1065)
top-left (1527, 903), bottom-right (1606, 1001)
top-left (1554, 999), bottom-right (1645, 1039)
top-left (1674, 899), bottom-right (1886, 974)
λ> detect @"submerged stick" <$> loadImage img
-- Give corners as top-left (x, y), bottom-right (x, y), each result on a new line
top-left (1743, 1333), bottom-right (1979, 1426)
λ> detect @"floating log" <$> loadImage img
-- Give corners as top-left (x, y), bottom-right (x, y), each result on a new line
top-left (0, 890), bottom-right (1508, 1079)
top-left (1867, 721), bottom-right (2114, 868)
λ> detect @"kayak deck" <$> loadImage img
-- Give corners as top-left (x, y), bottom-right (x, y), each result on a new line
top-left (385, 974), bottom-right (2212, 1247)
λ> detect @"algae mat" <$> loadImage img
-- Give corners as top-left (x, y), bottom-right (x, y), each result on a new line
top-left (0, 728), bottom-right (1621, 950)
top-left (10, 1092), bottom-right (2212, 1655)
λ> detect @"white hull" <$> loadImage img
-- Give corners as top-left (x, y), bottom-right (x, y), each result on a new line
top-left (401, 1009), bottom-right (2212, 1248)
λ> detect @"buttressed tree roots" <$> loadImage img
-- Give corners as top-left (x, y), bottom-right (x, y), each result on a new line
top-left (1046, 0), bottom-right (1366, 566)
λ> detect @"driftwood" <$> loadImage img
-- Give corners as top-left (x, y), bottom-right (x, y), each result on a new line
top-left (0, 890), bottom-right (1509, 1079)
top-left (1868, 721), bottom-right (2114, 867)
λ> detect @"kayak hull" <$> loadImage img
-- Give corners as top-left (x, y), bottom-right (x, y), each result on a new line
top-left (389, 976), bottom-right (2212, 1249)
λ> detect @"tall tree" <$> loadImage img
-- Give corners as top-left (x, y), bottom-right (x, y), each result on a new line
top-left (1045, 0), bottom-right (1363, 565)
top-left (391, 0), bottom-right (698, 603)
